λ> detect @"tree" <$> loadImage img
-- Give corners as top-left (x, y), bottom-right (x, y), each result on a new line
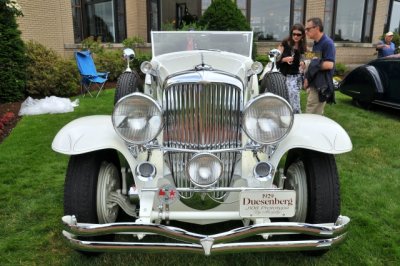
top-left (198, 0), bottom-right (257, 58)
top-left (198, 0), bottom-right (250, 31)
top-left (0, 0), bottom-right (26, 103)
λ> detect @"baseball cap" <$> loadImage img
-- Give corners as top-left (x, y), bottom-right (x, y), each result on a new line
top-left (386, 31), bottom-right (394, 36)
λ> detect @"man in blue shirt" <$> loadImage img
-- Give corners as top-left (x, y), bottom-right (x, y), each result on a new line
top-left (376, 32), bottom-right (395, 58)
top-left (304, 17), bottom-right (335, 115)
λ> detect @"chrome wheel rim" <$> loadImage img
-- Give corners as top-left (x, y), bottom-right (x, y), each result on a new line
top-left (285, 160), bottom-right (308, 222)
top-left (96, 162), bottom-right (120, 223)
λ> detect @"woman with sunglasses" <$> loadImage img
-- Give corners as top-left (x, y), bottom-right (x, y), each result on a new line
top-left (276, 24), bottom-right (307, 114)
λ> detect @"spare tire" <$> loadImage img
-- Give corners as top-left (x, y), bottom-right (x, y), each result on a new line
top-left (114, 71), bottom-right (142, 105)
top-left (260, 72), bottom-right (289, 101)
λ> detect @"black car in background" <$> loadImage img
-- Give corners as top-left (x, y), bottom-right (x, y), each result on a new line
top-left (339, 55), bottom-right (400, 109)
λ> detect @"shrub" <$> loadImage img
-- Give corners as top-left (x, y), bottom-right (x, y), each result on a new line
top-left (81, 36), bottom-right (104, 54)
top-left (25, 41), bottom-right (80, 97)
top-left (162, 20), bottom-right (205, 31)
top-left (131, 52), bottom-right (152, 80)
top-left (198, 0), bottom-right (250, 31)
top-left (255, 54), bottom-right (270, 66)
top-left (335, 62), bottom-right (347, 76)
top-left (93, 49), bottom-right (125, 81)
top-left (94, 50), bottom-right (152, 82)
top-left (198, 0), bottom-right (256, 58)
top-left (122, 36), bottom-right (145, 49)
top-left (0, 0), bottom-right (26, 103)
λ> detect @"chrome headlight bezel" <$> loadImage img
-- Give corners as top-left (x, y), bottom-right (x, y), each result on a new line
top-left (242, 93), bottom-right (294, 144)
top-left (112, 93), bottom-right (163, 144)
top-left (187, 153), bottom-right (223, 188)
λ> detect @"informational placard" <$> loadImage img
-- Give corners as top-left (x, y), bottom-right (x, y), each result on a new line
top-left (239, 190), bottom-right (296, 218)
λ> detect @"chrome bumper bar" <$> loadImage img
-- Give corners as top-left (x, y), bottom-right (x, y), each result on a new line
top-left (62, 215), bottom-right (350, 255)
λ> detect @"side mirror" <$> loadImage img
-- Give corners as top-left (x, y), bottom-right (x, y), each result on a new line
top-left (268, 49), bottom-right (281, 59)
top-left (122, 48), bottom-right (135, 72)
top-left (123, 48), bottom-right (135, 60)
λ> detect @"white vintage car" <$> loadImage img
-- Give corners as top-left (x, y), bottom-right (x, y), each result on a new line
top-left (52, 31), bottom-right (352, 255)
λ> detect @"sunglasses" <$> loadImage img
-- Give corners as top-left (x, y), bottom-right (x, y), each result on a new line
top-left (292, 33), bottom-right (303, 37)
top-left (305, 26), bottom-right (316, 32)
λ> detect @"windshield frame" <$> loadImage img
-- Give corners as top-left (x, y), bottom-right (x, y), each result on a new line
top-left (151, 31), bottom-right (254, 58)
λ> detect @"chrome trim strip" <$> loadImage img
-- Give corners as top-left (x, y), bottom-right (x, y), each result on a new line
top-left (141, 187), bottom-right (289, 193)
top-left (135, 143), bottom-right (262, 154)
top-left (62, 215), bottom-right (350, 255)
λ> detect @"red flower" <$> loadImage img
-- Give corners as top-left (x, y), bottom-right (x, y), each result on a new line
top-left (0, 112), bottom-right (15, 125)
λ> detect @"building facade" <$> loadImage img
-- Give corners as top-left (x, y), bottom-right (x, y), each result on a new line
top-left (16, 0), bottom-right (400, 65)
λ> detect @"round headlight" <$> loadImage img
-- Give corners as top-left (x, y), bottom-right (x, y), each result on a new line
top-left (187, 153), bottom-right (223, 188)
top-left (243, 94), bottom-right (294, 144)
top-left (112, 93), bottom-right (163, 144)
top-left (140, 61), bottom-right (153, 74)
top-left (250, 61), bottom-right (263, 75)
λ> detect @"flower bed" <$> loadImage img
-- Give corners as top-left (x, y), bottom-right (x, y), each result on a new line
top-left (0, 102), bottom-right (21, 143)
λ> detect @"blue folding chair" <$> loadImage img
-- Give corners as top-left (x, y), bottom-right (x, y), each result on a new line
top-left (75, 50), bottom-right (109, 97)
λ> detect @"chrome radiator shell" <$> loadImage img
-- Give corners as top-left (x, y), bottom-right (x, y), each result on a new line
top-left (162, 71), bottom-right (243, 198)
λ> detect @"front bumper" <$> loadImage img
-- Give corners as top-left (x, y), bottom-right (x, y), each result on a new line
top-left (62, 215), bottom-right (350, 255)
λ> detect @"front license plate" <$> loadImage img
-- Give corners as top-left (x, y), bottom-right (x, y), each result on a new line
top-left (239, 190), bottom-right (296, 218)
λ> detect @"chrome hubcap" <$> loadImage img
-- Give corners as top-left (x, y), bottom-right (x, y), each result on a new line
top-left (285, 160), bottom-right (308, 222)
top-left (97, 162), bottom-right (120, 223)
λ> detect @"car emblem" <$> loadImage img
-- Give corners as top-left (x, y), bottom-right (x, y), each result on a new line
top-left (158, 184), bottom-right (179, 205)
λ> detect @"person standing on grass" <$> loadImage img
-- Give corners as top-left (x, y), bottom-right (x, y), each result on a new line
top-left (303, 17), bottom-right (336, 115)
top-left (276, 23), bottom-right (307, 114)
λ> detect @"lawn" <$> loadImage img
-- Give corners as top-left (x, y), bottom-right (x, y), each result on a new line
top-left (0, 89), bottom-right (399, 265)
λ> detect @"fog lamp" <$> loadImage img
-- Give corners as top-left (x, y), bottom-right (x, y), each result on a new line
top-left (253, 162), bottom-right (273, 181)
top-left (187, 153), bottom-right (223, 187)
top-left (135, 162), bottom-right (156, 181)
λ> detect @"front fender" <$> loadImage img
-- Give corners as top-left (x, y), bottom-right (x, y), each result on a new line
top-left (52, 115), bottom-right (130, 158)
top-left (271, 114), bottom-right (352, 164)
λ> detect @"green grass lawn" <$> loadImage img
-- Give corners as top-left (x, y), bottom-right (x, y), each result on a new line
top-left (0, 89), bottom-right (399, 265)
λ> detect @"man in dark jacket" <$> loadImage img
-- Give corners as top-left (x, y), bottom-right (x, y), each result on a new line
top-left (304, 17), bottom-right (335, 115)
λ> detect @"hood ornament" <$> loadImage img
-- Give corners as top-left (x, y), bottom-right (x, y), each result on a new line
top-left (195, 53), bottom-right (213, 71)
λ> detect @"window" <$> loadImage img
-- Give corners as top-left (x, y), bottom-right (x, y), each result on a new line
top-left (151, 0), bottom-right (304, 41)
top-left (202, 0), bottom-right (212, 14)
top-left (71, 0), bottom-right (126, 43)
top-left (250, 0), bottom-right (305, 41)
top-left (71, 0), bottom-right (83, 43)
top-left (389, 0), bottom-right (400, 33)
top-left (324, 0), bottom-right (375, 43)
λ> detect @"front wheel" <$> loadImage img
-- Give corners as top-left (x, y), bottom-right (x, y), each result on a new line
top-left (284, 149), bottom-right (340, 255)
top-left (284, 149), bottom-right (340, 224)
top-left (64, 149), bottom-right (122, 251)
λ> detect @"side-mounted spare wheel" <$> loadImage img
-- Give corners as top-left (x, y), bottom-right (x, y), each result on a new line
top-left (283, 149), bottom-right (340, 255)
top-left (64, 149), bottom-right (122, 251)
top-left (260, 72), bottom-right (289, 101)
top-left (114, 71), bottom-right (142, 105)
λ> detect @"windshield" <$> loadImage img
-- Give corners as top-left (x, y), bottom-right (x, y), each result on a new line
top-left (151, 31), bottom-right (253, 58)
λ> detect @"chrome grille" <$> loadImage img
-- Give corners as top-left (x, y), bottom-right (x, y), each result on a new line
top-left (164, 81), bottom-right (242, 198)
